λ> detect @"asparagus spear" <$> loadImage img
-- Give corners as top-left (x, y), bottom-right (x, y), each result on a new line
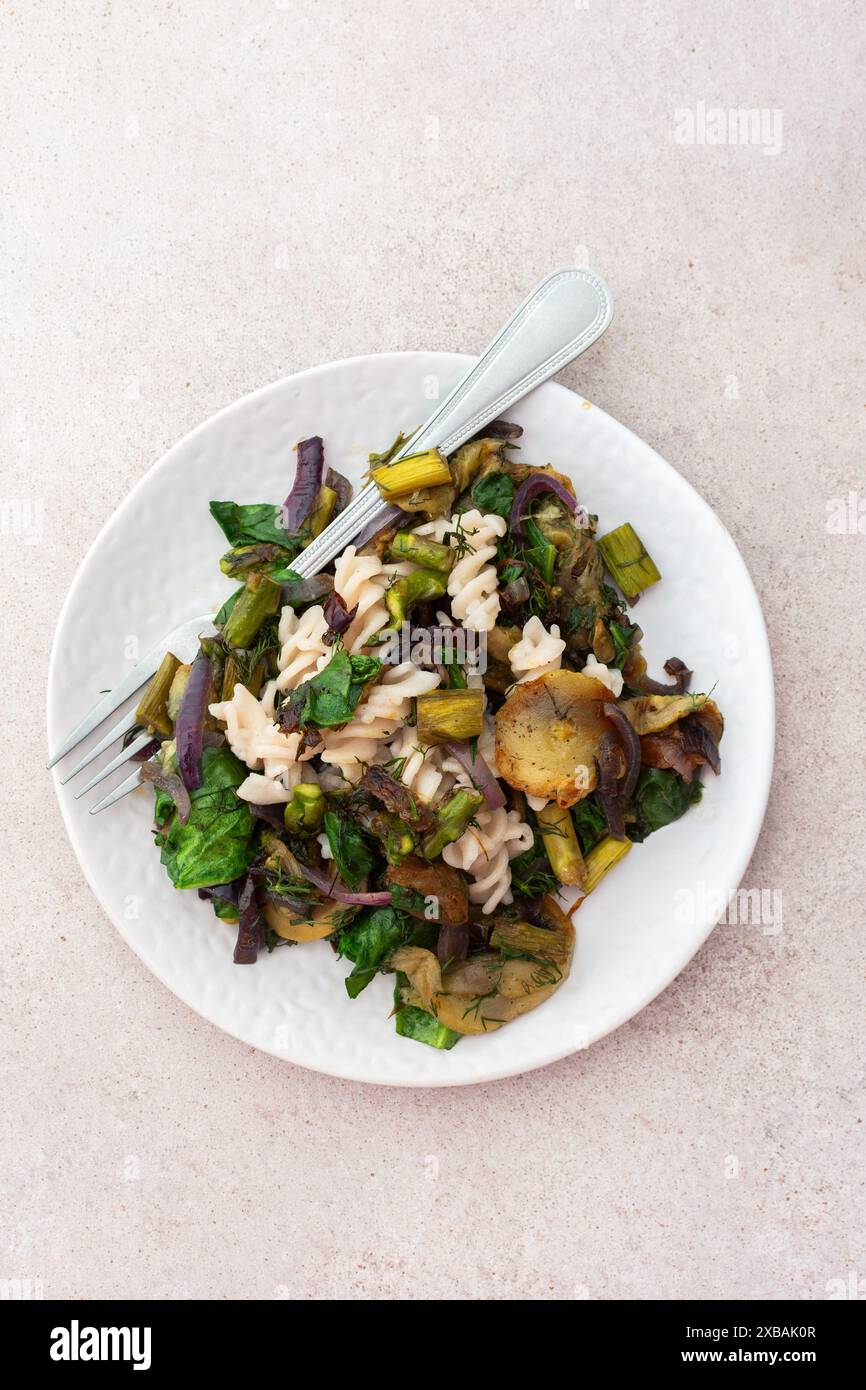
top-left (416, 688), bottom-right (484, 743)
top-left (597, 523), bottom-right (661, 600)
top-left (385, 569), bottom-right (446, 626)
top-left (135, 652), bottom-right (181, 736)
top-left (283, 784), bottom-right (325, 834)
top-left (222, 573), bottom-right (281, 649)
top-left (387, 531), bottom-right (454, 573)
top-left (420, 788), bottom-right (483, 859)
top-left (371, 448), bottom-right (452, 498)
top-left (581, 834), bottom-right (632, 893)
top-left (537, 803), bottom-right (586, 886)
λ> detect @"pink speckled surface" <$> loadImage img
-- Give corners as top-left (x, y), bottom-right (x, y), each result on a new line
top-left (5, 1), bottom-right (864, 1299)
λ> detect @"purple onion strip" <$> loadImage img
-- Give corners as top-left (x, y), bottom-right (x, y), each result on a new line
top-left (175, 651), bottom-right (212, 792)
top-left (282, 436), bottom-right (324, 534)
top-left (353, 503), bottom-right (404, 550)
top-left (510, 473), bottom-right (578, 539)
top-left (296, 860), bottom-right (391, 907)
top-left (233, 874), bottom-right (263, 964)
top-left (443, 740), bottom-right (506, 810)
top-left (139, 761), bottom-right (192, 825)
top-left (603, 702), bottom-right (642, 799)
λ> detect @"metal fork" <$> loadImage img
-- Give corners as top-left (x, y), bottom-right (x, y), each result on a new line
top-left (48, 266), bottom-right (612, 810)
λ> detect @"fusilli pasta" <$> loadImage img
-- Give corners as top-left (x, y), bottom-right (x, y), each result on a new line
top-left (509, 615), bottom-right (566, 684)
top-left (442, 807), bottom-right (534, 913)
top-left (319, 662), bottom-right (440, 781)
top-left (415, 509), bottom-right (507, 631)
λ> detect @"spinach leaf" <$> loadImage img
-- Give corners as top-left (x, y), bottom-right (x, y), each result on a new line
top-left (156, 746), bottom-right (258, 890)
top-left (394, 985), bottom-right (461, 1050)
top-left (608, 620), bottom-right (634, 669)
top-left (323, 809), bottom-right (374, 890)
top-left (295, 648), bottom-right (381, 728)
top-left (209, 500), bottom-right (301, 553)
top-left (338, 908), bottom-right (435, 999)
top-left (470, 472), bottom-right (515, 519)
top-left (509, 834), bottom-right (559, 898)
top-left (389, 882), bottom-right (431, 920)
top-left (628, 768), bottom-right (702, 843)
top-left (570, 795), bottom-right (607, 855)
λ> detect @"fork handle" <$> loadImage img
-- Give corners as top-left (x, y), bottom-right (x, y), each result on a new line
top-left (292, 267), bottom-right (612, 576)
top-left (394, 266), bottom-right (612, 459)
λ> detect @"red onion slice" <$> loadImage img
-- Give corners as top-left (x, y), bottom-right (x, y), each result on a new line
top-left (296, 860), bottom-right (391, 907)
top-left (139, 760), bottom-right (192, 825)
top-left (443, 740), bottom-right (506, 809)
top-left (282, 436), bottom-right (324, 534)
top-left (510, 473), bottom-right (578, 539)
top-left (175, 651), bottom-right (212, 792)
top-left (233, 874), bottom-right (263, 964)
top-left (603, 702), bottom-right (641, 799)
top-left (353, 504), bottom-right (404, 550)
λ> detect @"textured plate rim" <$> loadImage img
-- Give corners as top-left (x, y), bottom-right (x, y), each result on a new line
top-left (47, 351), bottom-right (775, 1086)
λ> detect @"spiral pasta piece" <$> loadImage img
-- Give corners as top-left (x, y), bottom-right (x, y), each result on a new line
top-left (319, 662), bottom-right (440, 781)
top-left (209, 683), bottom-right (319, 800)
top-left (386, 726), bottom-right (454, 804)
top-left (415, 509), bottom-right (507, 631)
top-left (274, 605), bottom-right (331, 692)
top-left (509, 616), bottom-right (566, 684)
top-left (442, 807), bottom-right (534, 913)
top-left (332, 546), bottom-right (414, 651)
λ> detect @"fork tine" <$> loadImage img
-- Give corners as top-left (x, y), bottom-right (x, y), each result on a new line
top-left (89, 767), bottom-right (144, 814)
top-left (46, 645), bottom-right (165, 769)
top-left (73, 732), bottom-right (155, 799)
top-left (57, 708), bottom-right (138, 785)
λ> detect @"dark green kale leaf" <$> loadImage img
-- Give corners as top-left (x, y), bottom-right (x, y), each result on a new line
top-left (338, 907), bottom-right (436, 999)
top-left (155, 746), bottom-right (258, 890)
top-left (627, 768), bottom-right (702, 843)
top-left (294, 648), bottom-right (382, 728)
top-left (470, 472), bottom-right (515, 519)
top-left (323, 809), bottom-right (375, 890)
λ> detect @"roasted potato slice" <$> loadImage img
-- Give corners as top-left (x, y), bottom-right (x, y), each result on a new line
top-left (495, 669), bottom-right (610, 807)
top-left (619, 693), bottom-right (722, 737)
top-left (262, 897), bottom-right (347, 944)
top-left (393, 896), bottom-right (575, 1035)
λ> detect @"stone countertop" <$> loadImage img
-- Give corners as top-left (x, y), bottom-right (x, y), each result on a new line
top-left (4, 1), bottom-right (863, 1300)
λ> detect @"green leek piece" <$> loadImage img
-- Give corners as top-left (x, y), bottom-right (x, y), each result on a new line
top-left (597, 523), bottom-right (661, 600)
top-left (283, 784), bottom-right (325, 835)
top-left (135, 652), bottom-right (180, 736)
top-left (387, 531), bottom-right (455, 574)
top-left (415, 688), bottom-right (484, 743)
top-left (222, 572), bottom-right (281, 649)
top-left (166, 663), bottom-right (192, 725)
top-left (420, 788), bottom-right (484, 859)
top-left (308, 485), bottom-right (338, 538)
top-left (537, 803), bottom-right (586, 886)
top-left (581, 834), bottom-right (632, 894)
top-left (489, 917), bottom-right (571, 964)
top-left (385, 569), bottom-right (447, 626)
top-left (372, 448), bottom-right (452, 498)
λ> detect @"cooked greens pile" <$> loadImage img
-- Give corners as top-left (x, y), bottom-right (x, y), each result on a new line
top-left (131, 423), bottom-right (724, 1049)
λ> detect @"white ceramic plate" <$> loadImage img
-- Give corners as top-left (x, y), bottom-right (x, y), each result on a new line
top-left (47, 353), bottom-right (774, 1086)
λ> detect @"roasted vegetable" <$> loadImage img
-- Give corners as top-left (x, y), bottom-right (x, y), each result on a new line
top-left (619, 693), bottom-right (721, 738)
top-left (495, 669), bottom-right (610, 807)
top-left (385, 856), bottom-right (468, 927)
top-left (372, 448), bottom-right (451, 498)
top-left (308, 484), bottom-right (338, 538)
top-left (536, 802), bottom-right (586, 886)
top-left (261, 896), bottom-right (348, 944)
top-left (135, 652), bottom-right (181, 736)
top-left (420, 788), bottom-right (484, 859)
top-left (385, 569), bottom-right (447, 626)
top-left (416, 688), bottom-right (485, 743)
top-left (387, 531), bottom-right (454, 573)
top-left (283, 783), bottom-right (325, 834)
top-left (392, 895), bottom-right (575, 1035)
top-left (222, 572), bottom-right (282, 649)
top-left (597, 522), bottom-right (660, 600)
top-left (580, 834), bottom-right (632, 894)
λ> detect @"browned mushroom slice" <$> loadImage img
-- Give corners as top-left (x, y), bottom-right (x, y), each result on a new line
top-left (495, 669), bottom-right (610, 807)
